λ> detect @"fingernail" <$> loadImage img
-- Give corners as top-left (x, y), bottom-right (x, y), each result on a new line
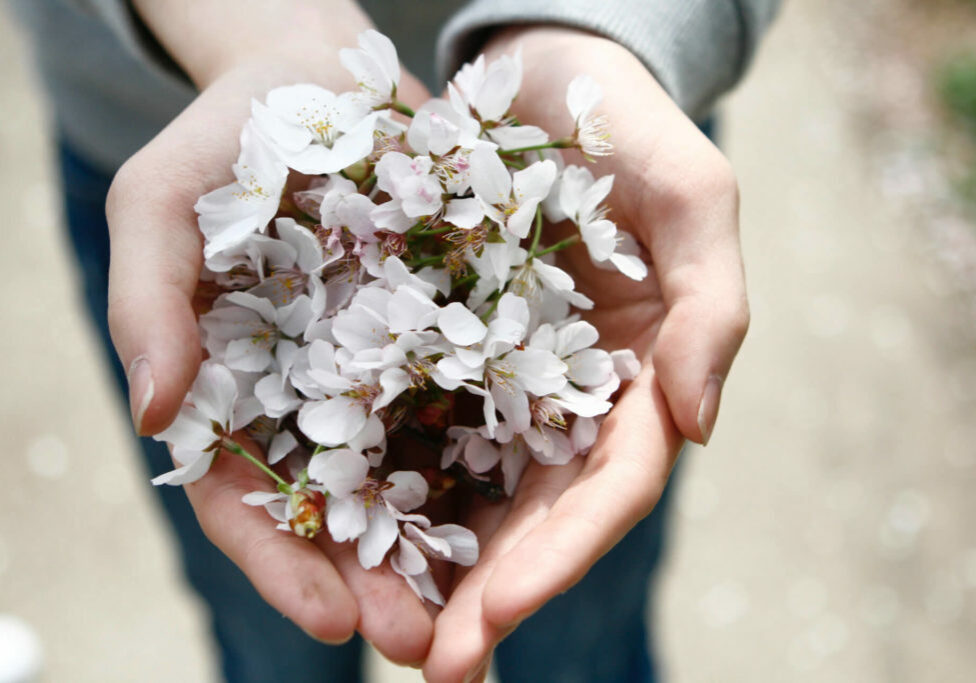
top-left (127, 356), bottom-right (154, 435)
top-left (463, 654), bottom-right (492, 683)
top-left (697, 374), bottom-right (724, 446)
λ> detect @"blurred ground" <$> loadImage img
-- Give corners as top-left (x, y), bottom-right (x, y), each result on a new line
top-left (1, 1), bottom-right (975, 682)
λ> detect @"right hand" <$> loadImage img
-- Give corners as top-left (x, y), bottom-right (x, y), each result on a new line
top-left (105, 6), bottom-right (438, 662)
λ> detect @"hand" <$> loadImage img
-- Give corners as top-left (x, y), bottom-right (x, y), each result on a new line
top-left (105, 1), bottom-right (438, 664)
top-left (423, 27), bottom-right (749, 682)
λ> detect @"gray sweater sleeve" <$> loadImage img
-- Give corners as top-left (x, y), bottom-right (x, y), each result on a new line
top-left (437, 0), bottom-right (782, 120)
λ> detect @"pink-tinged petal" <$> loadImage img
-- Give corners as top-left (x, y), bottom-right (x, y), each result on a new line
top-left (151, 449), bottom-right (215, 486)
top-left (404, 523), bottom-right (452, 557)
top-left (464, 435), bottom-right (500, 473)
top-left (443, 197), bottom-right (484, 229)
top-left (505, 198), bottom-right (540, 239)
top-left (395, 536), bottom-right (429, 576)
top-left (190, 362), bottom-right (239, 426)
top-left (566, 74), bottom-right (603, 122)
top-left (308, 449), bottom-right (368, 496)
top-left (570, 416), bottom-right (600, 454)
top-left (327, 494), bottom-right (368, 542)
top-left (512, 159), bottom-right (557, 202)
top-left (267, 430), bottom-right (299, 465)
top-left (358, 507), bottom-right (398, 569)
top-left (298, 396), bottom-right (367, 446)
top-left (421, 524), bottom-right (479, 565)
top-left (438, 303), bottom-right (488, 346)
top-left (224, 338), bottom-right (274, 373)
top-left (500, 441), bottom-right (530, 497)
top-left (469, 145), bottom-right (511, 206)
top-left (611, 349), bottom-right (640, 380)
top-left (384, 471), bottom-right (429, 511)
top-left (155, 405), bottom-right (217, 452)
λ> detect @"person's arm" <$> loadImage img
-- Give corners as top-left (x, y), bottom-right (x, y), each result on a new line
top-left (104, 0), bottom-right (435, 664)
top-left (423, 12), bottom-right (763, 682)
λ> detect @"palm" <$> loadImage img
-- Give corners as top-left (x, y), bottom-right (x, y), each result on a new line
top-left (422, 28), bottom-right (748, 683)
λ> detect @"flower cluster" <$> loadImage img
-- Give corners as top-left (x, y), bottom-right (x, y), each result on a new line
top-left (153, 30), bottom-right (644, 604)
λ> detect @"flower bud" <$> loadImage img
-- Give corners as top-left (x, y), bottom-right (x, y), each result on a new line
top-left (288, 489), bottom-right (327, 539)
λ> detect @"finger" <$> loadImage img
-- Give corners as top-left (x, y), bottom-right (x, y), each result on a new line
top-left (637, 142), bottom-right (749, 445)
top-left (106, 81), bottom-right (254, 436)
top-left (183, 443), bottom-right (359, 644)
top-left (314, 533), bottom-right (434, 666)
top-left (480, 364), bottom-right (683, 629)
top-left (423, 462), bottom-right (580, 683)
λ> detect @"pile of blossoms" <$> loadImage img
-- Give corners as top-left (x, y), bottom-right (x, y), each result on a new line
top-left (153, 30), bottom-right (646, 604)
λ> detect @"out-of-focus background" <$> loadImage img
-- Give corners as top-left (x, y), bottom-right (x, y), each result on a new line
top-left (2, 0), bottom-right (976, 681)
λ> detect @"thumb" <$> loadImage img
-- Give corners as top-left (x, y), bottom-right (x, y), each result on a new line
top-left (106, 152), bottom-right (204, 436)
top-left (649, 162), bottom-right (749, 445)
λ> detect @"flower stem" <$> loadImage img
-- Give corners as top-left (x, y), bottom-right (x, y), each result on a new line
top-left (406, 253), bottom-right (444, 268)
top-left (499, 137), bottom-right (573, 155)
top-left (415, 225), bottom-right (454, 238)
top-left (532, 234), bottom-right (581, 258)
top-left (391, 101), bottom-right (416, 117)
top-left (528, 206), bottom-right (544, 254)
top-left (222, 438), bottom-right (293, 494)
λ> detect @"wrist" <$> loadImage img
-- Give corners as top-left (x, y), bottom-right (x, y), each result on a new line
top-left (131, 0), bottom-right (373, 89)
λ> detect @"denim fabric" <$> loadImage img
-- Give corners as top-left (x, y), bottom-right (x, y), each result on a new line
top-left (58, 140), bottom-right (680, 683)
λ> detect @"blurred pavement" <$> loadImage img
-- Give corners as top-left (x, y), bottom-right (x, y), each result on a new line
top-left (1, 1), bottom-right (974, 681)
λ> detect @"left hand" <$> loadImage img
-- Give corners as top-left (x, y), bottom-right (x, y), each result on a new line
top-left (423, 27), bottom-right (749, 682)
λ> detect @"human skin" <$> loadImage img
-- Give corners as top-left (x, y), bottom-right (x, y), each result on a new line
top-left (421, 26), bottom-right (748, 683)
top-left (105, 4), bottom-right (748, 679)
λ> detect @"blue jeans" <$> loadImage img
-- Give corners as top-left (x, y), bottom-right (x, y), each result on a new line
top-left (59, 142), bottom-right (677, 683)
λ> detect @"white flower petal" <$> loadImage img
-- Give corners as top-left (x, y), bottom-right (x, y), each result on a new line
top-left (358, 507), bottom-right (398, 569)
top-left (384, 471), bottom-right (429, 511)
top-left (151, 449), bottom-right (215, 486)
top-left (308, 449), bottom-right (368, 497)
top-left (267, 430), bottom-right (299, 465)
top-left (327, 494), bottom-right (368, 542)
top-left (298, 396), bottom-right (367, 447)
top-left (438, 302), bottom-right (488, 346)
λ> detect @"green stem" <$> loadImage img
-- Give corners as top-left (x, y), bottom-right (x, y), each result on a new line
top-left (479, 294), bottom-right (501, 321)
top-left (501, 157), bottom-right (526, 170)
top-left (406, 253), bottom-right (444, 269)
top-left (499, 137), bottom-right (573, 155)
top-left (222, 438), bottom-right (293, 494)
top-left (528, 206), bottom-right (544, 254)
top-left (454, 272), bottom-right (479, 288)
top-left (531, 234), bottom-right (581, 259)
top-left (358, 174), bottom-right (377, 194)
top-left (415, 225), bottom-right (455, 238)
top-left (391, 101), bottom-right (416, 117)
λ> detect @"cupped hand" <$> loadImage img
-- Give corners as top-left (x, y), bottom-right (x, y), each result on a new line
top-left (423, 27), bottom-right (749, 682)
top-left (105, 53), bottom-right (439, 663)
